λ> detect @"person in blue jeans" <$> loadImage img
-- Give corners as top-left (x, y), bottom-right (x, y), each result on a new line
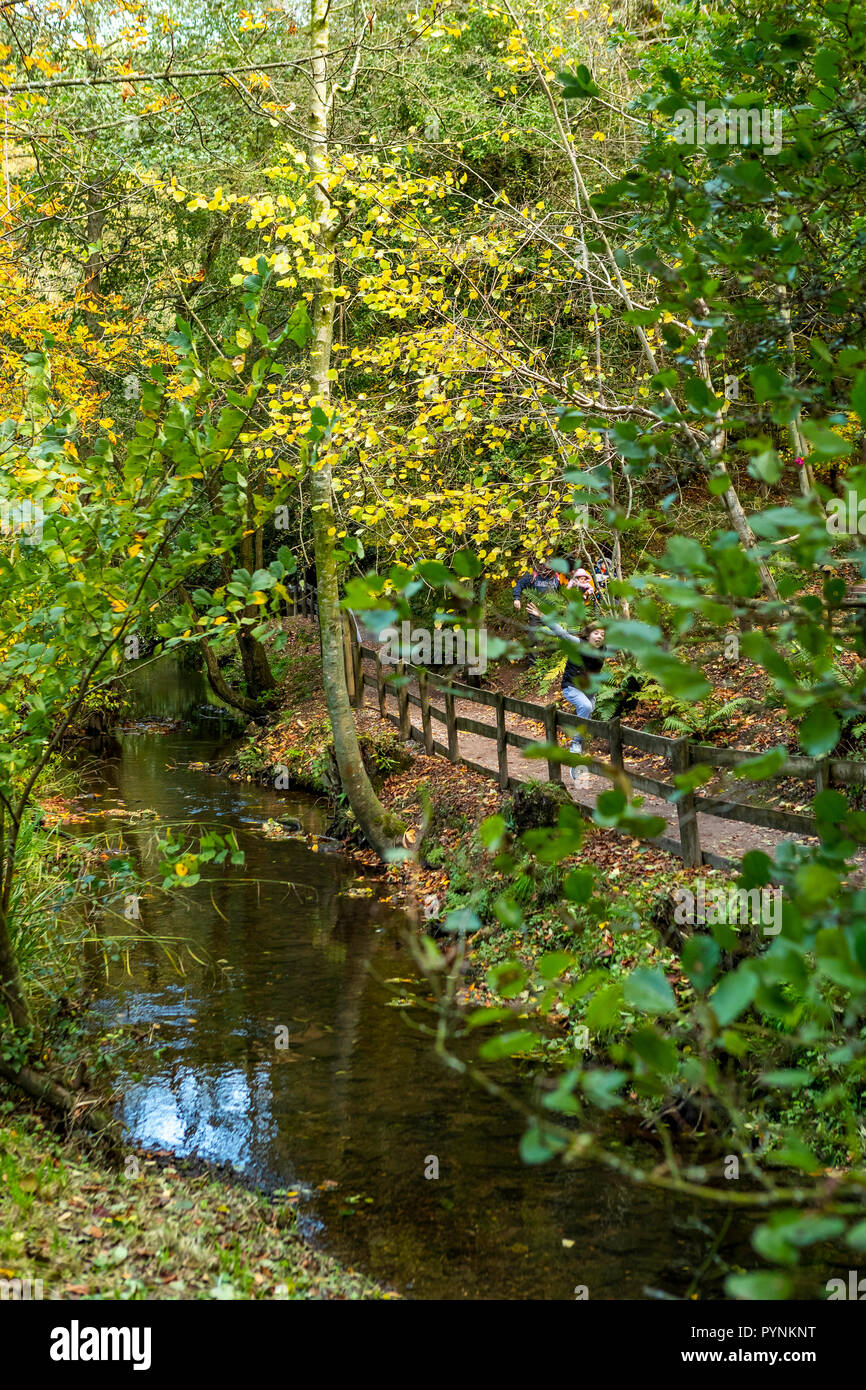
top-left (542, 620), bottom-right (606, 781)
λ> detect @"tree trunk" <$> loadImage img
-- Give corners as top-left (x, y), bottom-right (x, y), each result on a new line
top-left (237, 487), bottom-right (276, 696)
top-left (0, 908), bottom-right (30, 1033)
top-left (0, 800), bottom-right (30, 1032)
top-left (179, 587), bottom-right (265, 715)
top-left (81, 4), bottom-right (104, 340)
top-left (307, 0), bottom-right (403, 858)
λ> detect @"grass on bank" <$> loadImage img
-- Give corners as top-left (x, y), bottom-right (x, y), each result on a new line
top-left (0, 1106), bottom-right (390, 1300)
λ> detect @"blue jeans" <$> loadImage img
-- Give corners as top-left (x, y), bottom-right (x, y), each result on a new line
top-left (562, 685), bottom-right (595, 751)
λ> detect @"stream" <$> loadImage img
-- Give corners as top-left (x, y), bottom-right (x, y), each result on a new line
top-left (80, 660), bottom-right (794, 1300)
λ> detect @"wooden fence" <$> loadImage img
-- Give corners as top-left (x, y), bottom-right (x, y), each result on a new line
top-left (285, 581), bottom-right (317, 619)
top-left (340, 623), bottom-right (866, 871)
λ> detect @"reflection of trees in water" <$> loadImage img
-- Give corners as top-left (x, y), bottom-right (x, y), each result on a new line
top-left (124, 1062), bottom-right (275, 1172)
top-left (86, 716), bottom-right (711, 1296)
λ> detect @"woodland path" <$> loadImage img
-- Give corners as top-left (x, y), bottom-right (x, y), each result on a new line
top-left (353, 644), bottom-right (821, 869)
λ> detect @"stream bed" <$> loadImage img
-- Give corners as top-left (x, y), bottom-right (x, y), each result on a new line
top-left (81, 661), bottom-right (792, 1300)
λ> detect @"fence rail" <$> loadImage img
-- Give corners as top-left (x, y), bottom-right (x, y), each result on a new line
top-left (341, 631), bottom-right (859, 870)
top-left (284, 582), bottom-right (317, 619)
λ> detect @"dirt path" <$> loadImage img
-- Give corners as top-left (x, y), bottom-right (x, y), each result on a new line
top-left (355, 648), bottom-right (820, 868)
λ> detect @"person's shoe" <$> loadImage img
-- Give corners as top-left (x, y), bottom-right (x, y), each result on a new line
top-left (568, 737), bottom-right (584, 782)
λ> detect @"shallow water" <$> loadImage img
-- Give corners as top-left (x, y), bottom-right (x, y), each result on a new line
top-left (84, 661), bottom-right (817, 1299)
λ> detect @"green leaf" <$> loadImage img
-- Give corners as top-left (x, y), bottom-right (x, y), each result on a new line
top-left (851, 370), bottom-right (866, 426)
top-left (564, 867), bottom-right (594, 902)
top-left (465, 1006), bottom-right (514, 1029)
top-left (759, 1069), bottom-right (811, 1089)
top-left (800, 419), bottom-right (852, 458)
top-left (682, 936), bottom-right (720, 992)
top-left (478, 1029), bottom-right (536, 1059)
top-left (537, 951), bottom-right (574, 981)
top-left (710, 967), bottom-right (758, 1025)
top-left (794, 862), bottom-right (839, 907)
top-left (557, 64), bottom-right (600, 99)
top-left (581, 1068), bottom-right (627, 1110)
top-left (623, 967), bottom-right (677, 1016)
top-left (520, 1123), bottom-right (568, 1164)
top-left (799, 708), bottom-right (840, 757)
top-left (583, 982), bottom-right (624, 1030)
top-left (845, 1219), bottom-right (866, 1251)
top-left (731, 746), bottom-right (788, 780)
top-left (285, 301), bottom-right (312, 347)
top-left (725, 1271), bottom-right (792, 1300)
top-left (630, 1026), bottom-right (677, 1074)
top-left (442, 908), bottom-right (480, 935)
top-left (486, 961), bottom-right (528, 999)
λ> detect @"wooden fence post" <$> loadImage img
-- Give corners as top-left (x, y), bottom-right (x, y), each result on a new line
top-left (671, 736), bottom-right (701, 867)
top-left (375, 652), bottom-right (386, 716)
top-left (495, 692), bottom-right (509, 790)
top-left (544, 704), bottom-right (561, 785)
top-left (445, 690), bottom-right (458, 762)
top-left (419, 670), bottom-right (434, 754)
top-left (351, 622), bottom-right (363, 708)
top-left (815, 758), bottom-right (830, 796)
top-left (342, 613), bottom-right (356, 704)
top-left (608, 716), bottom-right (623, 771)
top-left (398, 661), bottom-right (411, 740)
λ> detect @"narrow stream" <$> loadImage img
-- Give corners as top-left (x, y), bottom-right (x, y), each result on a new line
top-left (81, 661), bottom-right (786, 1300)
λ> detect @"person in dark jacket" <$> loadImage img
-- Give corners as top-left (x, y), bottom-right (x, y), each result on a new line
top-left (512, 562), bottom-right (562, 615)
top-left (512, 561), bottom-right (563, 660)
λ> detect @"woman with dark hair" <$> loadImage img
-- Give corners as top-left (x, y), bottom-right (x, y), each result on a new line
top-left (538, 614), bottom-right (606, 783)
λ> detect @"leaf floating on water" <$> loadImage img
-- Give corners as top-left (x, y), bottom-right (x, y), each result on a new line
top-left (342, 882), bottom-right (374, 898)
top-left (260, 818), bottom-right (291, 838)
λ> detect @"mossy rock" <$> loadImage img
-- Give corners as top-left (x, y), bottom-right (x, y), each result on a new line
top-left (503, 781), bottom-right (573, 833)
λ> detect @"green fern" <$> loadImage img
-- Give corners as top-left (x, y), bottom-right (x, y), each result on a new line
top-left (661, 696), bottom-right (751, 739)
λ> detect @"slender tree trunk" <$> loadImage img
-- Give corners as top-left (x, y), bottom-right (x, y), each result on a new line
top-left (0, 909), bottom-right (30, 1032)
top-left (777, 283), bottom-right (818, 500)
top-left (200, 636), bottom-right (264, 715)
top-left (0, 801), bottom-right (30, 1031)
top-left (307, 0), bottom-right (403, 857)
top-left (179, 587), bottom-right (264, 714)
top-left (237, 490), bottom-right (275, 696)
top-left (81, 4), bottom-right (104, 340)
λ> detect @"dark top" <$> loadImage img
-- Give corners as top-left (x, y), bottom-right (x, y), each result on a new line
top-left (562, 640), bottom-right (604, 690)
top-left (512, 570), bottom-right (561, 602)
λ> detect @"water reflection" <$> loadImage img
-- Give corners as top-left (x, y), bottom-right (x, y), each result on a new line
top-left (85, 662), bottom-right (796, 1299)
